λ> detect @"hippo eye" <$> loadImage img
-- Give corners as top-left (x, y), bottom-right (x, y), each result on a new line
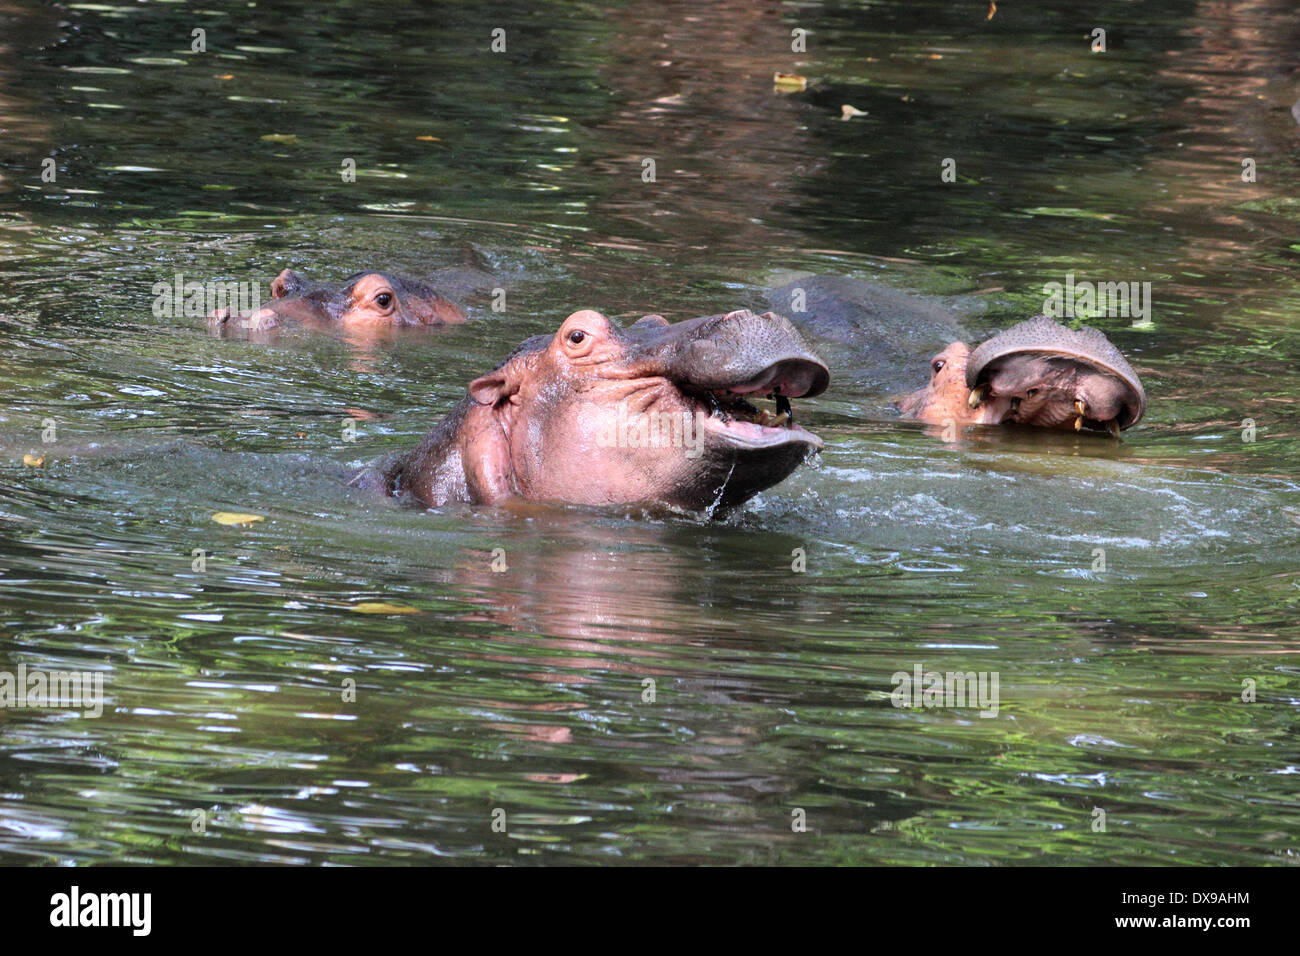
top-left (567, 329), bottom-right (586, 345)
top-left (932, 359), bottom-right (946, 374)
top-left (374, 292), bottom-right (393, 309)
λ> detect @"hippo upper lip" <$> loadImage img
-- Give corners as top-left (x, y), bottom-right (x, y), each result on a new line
top-left (966, 315), bottom-right (1145, 429)
top-left (671, 349), bottom-right (830, 399)
top-left (618, 307), bottom-right (828, 452)
top-left (701, 357), bottom-right (829, 398)
top-left (628, 309), bottom-right (831, 399)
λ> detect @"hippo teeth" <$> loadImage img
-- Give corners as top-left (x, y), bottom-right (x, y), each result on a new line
top-left (757, 394), bottom-right (794, 427)
top-left (707, 390), bottom-right (795, 429)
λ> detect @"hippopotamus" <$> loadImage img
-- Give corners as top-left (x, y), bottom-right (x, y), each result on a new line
top-left (207, 268), bottom-right (468, 332)
top-left (351, 307), bottom-right (829, 511)
top-left (766, 276), bottom-right (1145, 437)
top-left (907, 316), bottom-right (1146, 436)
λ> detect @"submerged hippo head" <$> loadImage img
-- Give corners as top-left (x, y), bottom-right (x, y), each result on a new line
top-left (900, 316), bottom-right (1144, 437)
top-left (897, 341), bottom-right (1011, 426)
top-left (966, 316), bottom-right (1145, 435)
top-left (208, 268), bottom-right (466, 332)
top-left (366, 308), bottom-right (829, 512)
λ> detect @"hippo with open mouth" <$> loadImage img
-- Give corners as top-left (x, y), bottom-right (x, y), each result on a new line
top-left (901, 316), bottom-right (1146, 437)
top-left (208, 268), bottom-right (468, 332)
top-left (351, 307), bottom-right (829, 511)
top-left (767, 276), bottom-right (1145, 438)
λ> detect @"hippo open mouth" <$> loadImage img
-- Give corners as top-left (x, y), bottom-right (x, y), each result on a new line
top-left (965, 316), bottom-right (1146, 435)
top-left (901, 314), bottom-right (1145, 437)
top-left (630, 308), bottom-right (829, 455)
top-left (361, 307), bottom-right (830, 512)
top-left (699, 387), bottom-right (822, 450)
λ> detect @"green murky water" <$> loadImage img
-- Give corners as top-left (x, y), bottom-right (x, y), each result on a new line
top-left (0, 0), bottom-right (1296, 865)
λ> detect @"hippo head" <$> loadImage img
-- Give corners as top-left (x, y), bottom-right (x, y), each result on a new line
top-left (458, 308), bottom-right (829, 511)
top-left (897, 341), bottom-right (1012, 426)
top-left (965, 316), bottom-right (1145, 435)
top-left (900, 316), bottom-right (1144, 437)
top-left (208, 268), bottom-right (465, 331)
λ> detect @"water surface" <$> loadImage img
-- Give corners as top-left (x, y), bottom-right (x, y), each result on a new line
top-left (0, 0), bottom-right (1296, 865)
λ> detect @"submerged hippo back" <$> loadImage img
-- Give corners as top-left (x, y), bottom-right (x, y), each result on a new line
top-left (767, 275), bottom-right (972, 393)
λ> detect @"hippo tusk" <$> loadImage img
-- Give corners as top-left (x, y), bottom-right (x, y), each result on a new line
top-left (1106, 419), bottom-right (1121, 439)
top-left (968, 385), bottom-right (987, 409)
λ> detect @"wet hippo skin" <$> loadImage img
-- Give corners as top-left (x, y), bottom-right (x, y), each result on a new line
top-left (351, 307), bottom-right (830, 512)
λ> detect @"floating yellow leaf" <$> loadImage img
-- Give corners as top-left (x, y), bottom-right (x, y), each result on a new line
top-left (22, 453), bottom-right (44, 468)
top-left (417, 135), bottom-right (440, 141)
top-left (773, 72), bottom-right (807, 92)
top-left (841, 104), bottom-right (868, 121)
top-left (988, 2), bottom-right (997, 21)
top-left (212, 511), bottom-right (265, 526)
top-left (348, 602), bottom-right (420, 615)
top-left (260, 134), bottom-right (300, 144)
top-left (214, 74), bottom-right (234, 80)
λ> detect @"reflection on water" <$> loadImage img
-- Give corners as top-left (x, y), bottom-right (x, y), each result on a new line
top-left (0, 0), bottom-right (1297, 865)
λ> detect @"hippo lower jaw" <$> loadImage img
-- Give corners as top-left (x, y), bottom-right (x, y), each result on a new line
top-left (671, 389), bottom-right (822, 511)
top-left (697, 393), bottom-right (823, 451)
top-left (704, 414), bottom-right (823, 450)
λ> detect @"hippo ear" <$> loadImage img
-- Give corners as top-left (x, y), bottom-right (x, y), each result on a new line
top-left (468, 358), bottom-right (528, 407)
top-left (468, 370), bottom-right (508, 406)
top-left (405, 293), bottom-right (467, 326)
top-left (270, 269), bottom-right (303, 300)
